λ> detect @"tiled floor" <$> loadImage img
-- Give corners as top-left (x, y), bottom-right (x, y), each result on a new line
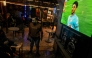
top-left (3, 26), bottom-right (56, 58)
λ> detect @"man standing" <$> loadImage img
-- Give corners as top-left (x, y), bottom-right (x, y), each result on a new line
top-left (28, 17), bottom-right (43, 56)
top-left (67, 1), bottom-right (79, 31)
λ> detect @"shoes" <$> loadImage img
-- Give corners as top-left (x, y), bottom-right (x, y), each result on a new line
top-left (35, 53), bottom-right (40, 57)
top-left (28, 51), bottom-right (33, 54)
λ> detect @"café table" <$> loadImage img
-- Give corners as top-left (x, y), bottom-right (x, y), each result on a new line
top-left (8, 27), bottom-right (19, 40)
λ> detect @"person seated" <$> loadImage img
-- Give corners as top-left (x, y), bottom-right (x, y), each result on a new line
top-left (0, 26), bottom-right (17, 58)
top-left (0, 26), bottom-right (16, 46)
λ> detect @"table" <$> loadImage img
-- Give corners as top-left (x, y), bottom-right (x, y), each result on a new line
top-left (45, 29), bottom-right (55, 43)
top-left (8, 27), bottom-right (19, 39)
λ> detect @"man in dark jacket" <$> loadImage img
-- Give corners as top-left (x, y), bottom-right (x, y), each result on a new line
top-left (28, 17), bottom-right (43, 56)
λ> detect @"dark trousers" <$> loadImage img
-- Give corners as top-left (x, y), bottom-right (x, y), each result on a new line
top-left (30, 37), bottom-right (40, 53)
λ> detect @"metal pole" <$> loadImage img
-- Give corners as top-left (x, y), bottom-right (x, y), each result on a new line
top-left (3, 0), bottom-right (8, 33)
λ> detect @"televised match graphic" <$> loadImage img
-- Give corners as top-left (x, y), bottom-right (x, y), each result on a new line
top-left (61, 0), bottom-right (92, 37)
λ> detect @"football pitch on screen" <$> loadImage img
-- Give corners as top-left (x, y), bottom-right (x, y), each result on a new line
top-left (61, 0), bottom-right (92, 37)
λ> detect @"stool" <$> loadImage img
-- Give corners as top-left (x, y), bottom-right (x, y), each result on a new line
top-left (45, 30), bottom-right (55, 43)
top-left (11, 43), bottom-right (23, 58)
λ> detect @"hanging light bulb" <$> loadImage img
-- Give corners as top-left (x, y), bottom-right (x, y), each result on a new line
top-left (3, 1), bottom-right (6, 6)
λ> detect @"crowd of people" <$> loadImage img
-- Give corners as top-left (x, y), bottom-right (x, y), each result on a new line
top-left (0, 7), bottom-right (56, 58)
top-left (0, 9), bottom-right (30, 58)
top-left (0, 10), bottom-right (32, 29)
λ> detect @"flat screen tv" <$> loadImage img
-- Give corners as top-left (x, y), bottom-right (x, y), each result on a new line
top-left (60, 0), bottom-right (92, 37)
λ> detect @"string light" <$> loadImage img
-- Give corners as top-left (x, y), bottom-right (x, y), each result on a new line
top-left (24, 5), bottom-right (26, 17)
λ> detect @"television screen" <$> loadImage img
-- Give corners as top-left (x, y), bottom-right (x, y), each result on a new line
top-left (60, 0), bottom-right (92, 37)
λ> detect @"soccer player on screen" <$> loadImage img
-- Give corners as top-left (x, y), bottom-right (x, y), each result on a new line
top-left (67, 1), bottom-right (79, 31)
